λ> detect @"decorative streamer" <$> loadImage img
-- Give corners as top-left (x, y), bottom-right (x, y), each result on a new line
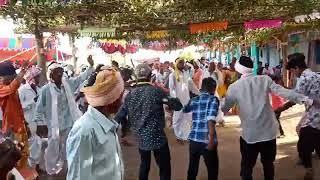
top-left (266, 44), bottom-right (270, 64)
top-left (2, 47), bottom-right (36, 61)
top-left (8, 38), bottom-right (16, 49)
top-left (236, 45), bottom-right (241, 60)
top-left (0, 38), bottom-right (9, 48)
top-left (244, 19), bottom-right (282, 30)
top-left (79, 28), bottom-right (116, 38)
top-left (189, 21), bottom-right (228, 34)
top-left (226, 46), bottom-right (231, 64)
top-left (22, 38), bottom-right (31, 49)
top-left (0, 0), bottom-right (8, 6)
top-left (146, 31), bottom-right (169, 39)
top-left (16, 37), bottom-right (23, 49)
top-left (251, 42), bottom-right (258, 75)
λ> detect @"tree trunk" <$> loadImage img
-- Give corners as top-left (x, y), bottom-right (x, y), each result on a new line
top-left (34, 15), bottom-right (47, 85)
top-left (69, 34), bottom-right (77, 68)
top-left (280, 33), bottom-right (289, 87)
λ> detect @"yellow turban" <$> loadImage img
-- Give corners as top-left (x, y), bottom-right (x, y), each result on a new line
top-left (81, 68), bottom-right (124, 107)
top-left (175, 58), bottom-right (184, 82)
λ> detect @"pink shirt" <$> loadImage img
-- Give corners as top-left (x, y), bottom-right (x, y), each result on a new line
top-left (192, 69), bottom-right (203, 89)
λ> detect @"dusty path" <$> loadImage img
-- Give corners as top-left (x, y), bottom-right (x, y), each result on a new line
top-left (42, 105), bottom-right (319, 180)
top-left (122, 105), bottom-right (317, 180)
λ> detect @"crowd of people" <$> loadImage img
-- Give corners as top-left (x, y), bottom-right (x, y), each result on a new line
top-left (0, 52), bottom-right (319, 180)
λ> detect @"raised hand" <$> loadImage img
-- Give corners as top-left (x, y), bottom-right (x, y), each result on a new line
top-left (87, 55), bottom-right (94, 67)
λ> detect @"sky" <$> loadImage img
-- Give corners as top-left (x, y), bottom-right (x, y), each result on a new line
top-left (0, 19), bottom-right (15, 37)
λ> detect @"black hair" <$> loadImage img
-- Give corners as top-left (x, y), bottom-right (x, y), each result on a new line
top-left (201, 77), bottom-right (217, 93)
top-left (120, 67), bottom-right (133, 80)
top-left (270, 74), bottom-right (282, 81)
top-left (111, 61), bottom-right (119, 68)
top-left (95, 64), bottom-right (104, 72)
top-left (286, 53), bottom-right (307, 70)
top-left (239, 56), bottom-right (254, 68)
top-left (84, 73), bottom-right (97, 87)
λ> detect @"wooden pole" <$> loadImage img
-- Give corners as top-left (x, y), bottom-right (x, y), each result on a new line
top-left (280, 32), bottom-right (289, 87)
top-left (34, 14), bottom-right (47, 86)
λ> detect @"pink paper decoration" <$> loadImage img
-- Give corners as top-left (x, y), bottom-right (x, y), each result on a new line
top-left (244, 19), bottom-right (282, 30)
top-left (0, 0), bottom-right (8, 6)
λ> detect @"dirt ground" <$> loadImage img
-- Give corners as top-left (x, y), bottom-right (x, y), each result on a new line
top-left (42, 104), bottom-right (319, 180)
top-left (122, 105), bottom-right (319, 180)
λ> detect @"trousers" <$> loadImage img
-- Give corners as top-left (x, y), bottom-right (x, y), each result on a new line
top-left (240, 137), bottom-right (276, 180)
top-left (297, 126), bottom-right (320, 168)
top-left (187, 141), bottom-right (219, 180)
top-left (139, 143), bottom-right (171, 180)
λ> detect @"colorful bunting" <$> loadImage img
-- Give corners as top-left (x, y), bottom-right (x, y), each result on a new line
top-left (250, 42), bottom-right (258, 75)
top-left (0, 0), bottom-right (8, 6)
top-left (98, 39), bottom-right (139, 54)
top-left (145, 31), bottom-right (169, 39)
top-left (244, 19), bottom-right (282, 30)
top-left (79, 27), bottom-right (116, 38)
top-left (189, 22), bottom-right (228, 34)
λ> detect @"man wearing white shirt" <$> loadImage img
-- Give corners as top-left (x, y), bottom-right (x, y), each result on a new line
top-left (19, 67), bottom-right (42, 136)
top-left (169, 58), bottom-right (199, 143)
top-left (222, 56), bottom-right (316, 180)
top-left (202, 62), bottom-right (225, 125)
top-left (18, 66), bottom-right (46, 173)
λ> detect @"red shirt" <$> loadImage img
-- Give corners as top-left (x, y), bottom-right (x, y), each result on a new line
top-left (271, 93), bottom-right (286, 110)
top-left (0, 79), bottom-right (26, 134)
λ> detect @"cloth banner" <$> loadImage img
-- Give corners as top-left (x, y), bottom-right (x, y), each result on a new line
top-left (189, 22), bottom-right (228, 34)
top-left (78, 27), bottom-right (116, 38)
top-left (0, 38), bottom-right (35, 49)
top-left (0, 0), bottom-right (8, 6)
top-left (146, 31), bottom-right (169, 39)
top-left (244, 19), bottom-right (282, 30)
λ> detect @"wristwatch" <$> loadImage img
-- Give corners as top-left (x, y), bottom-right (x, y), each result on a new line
top-left (302, 97), bottom-right (313, 107)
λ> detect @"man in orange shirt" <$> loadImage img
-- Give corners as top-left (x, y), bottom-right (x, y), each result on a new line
top-left (0, 61), bottom-right (30, 169)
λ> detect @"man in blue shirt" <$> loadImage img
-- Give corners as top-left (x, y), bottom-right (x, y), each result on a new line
top-left (67, 67), bottom-right (125, 180)
top-left (184, 77), bottom-right (220, 180)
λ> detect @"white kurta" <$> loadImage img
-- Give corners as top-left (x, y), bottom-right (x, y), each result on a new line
top-left (18, 84), bottom-right (46, 169)
top-left (202, 70), bottom-right (225, 123)
top-left (169, 71), bottom-right (200, 140)
top-left (19, 84), bottom-right (41, 134)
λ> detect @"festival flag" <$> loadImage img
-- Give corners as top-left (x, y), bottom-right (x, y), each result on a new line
top-left (244, 19), bottom-right (282, 30)
top-left (189, 21), bottom-right (228, 34)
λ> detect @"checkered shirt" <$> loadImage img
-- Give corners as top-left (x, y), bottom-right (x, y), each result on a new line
top-left (184, 92), bottom-right (219, 144)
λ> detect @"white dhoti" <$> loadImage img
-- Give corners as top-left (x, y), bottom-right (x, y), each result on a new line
top-left (169, 70), bottom-right (200, 141)
top-left (216, 97), bottom-right (225, 123)
top-left (45, 128), bottom-right (70, 175)
top-left (28, 135), bottom-right (46, 170)
top-left (173, 111), bottom-right (192, 140)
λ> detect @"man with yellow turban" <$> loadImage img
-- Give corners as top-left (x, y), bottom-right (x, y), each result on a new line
top-left (169, 58), bottom-right (200, 143)
top-left (67, 67), bottom-right (124, 180)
